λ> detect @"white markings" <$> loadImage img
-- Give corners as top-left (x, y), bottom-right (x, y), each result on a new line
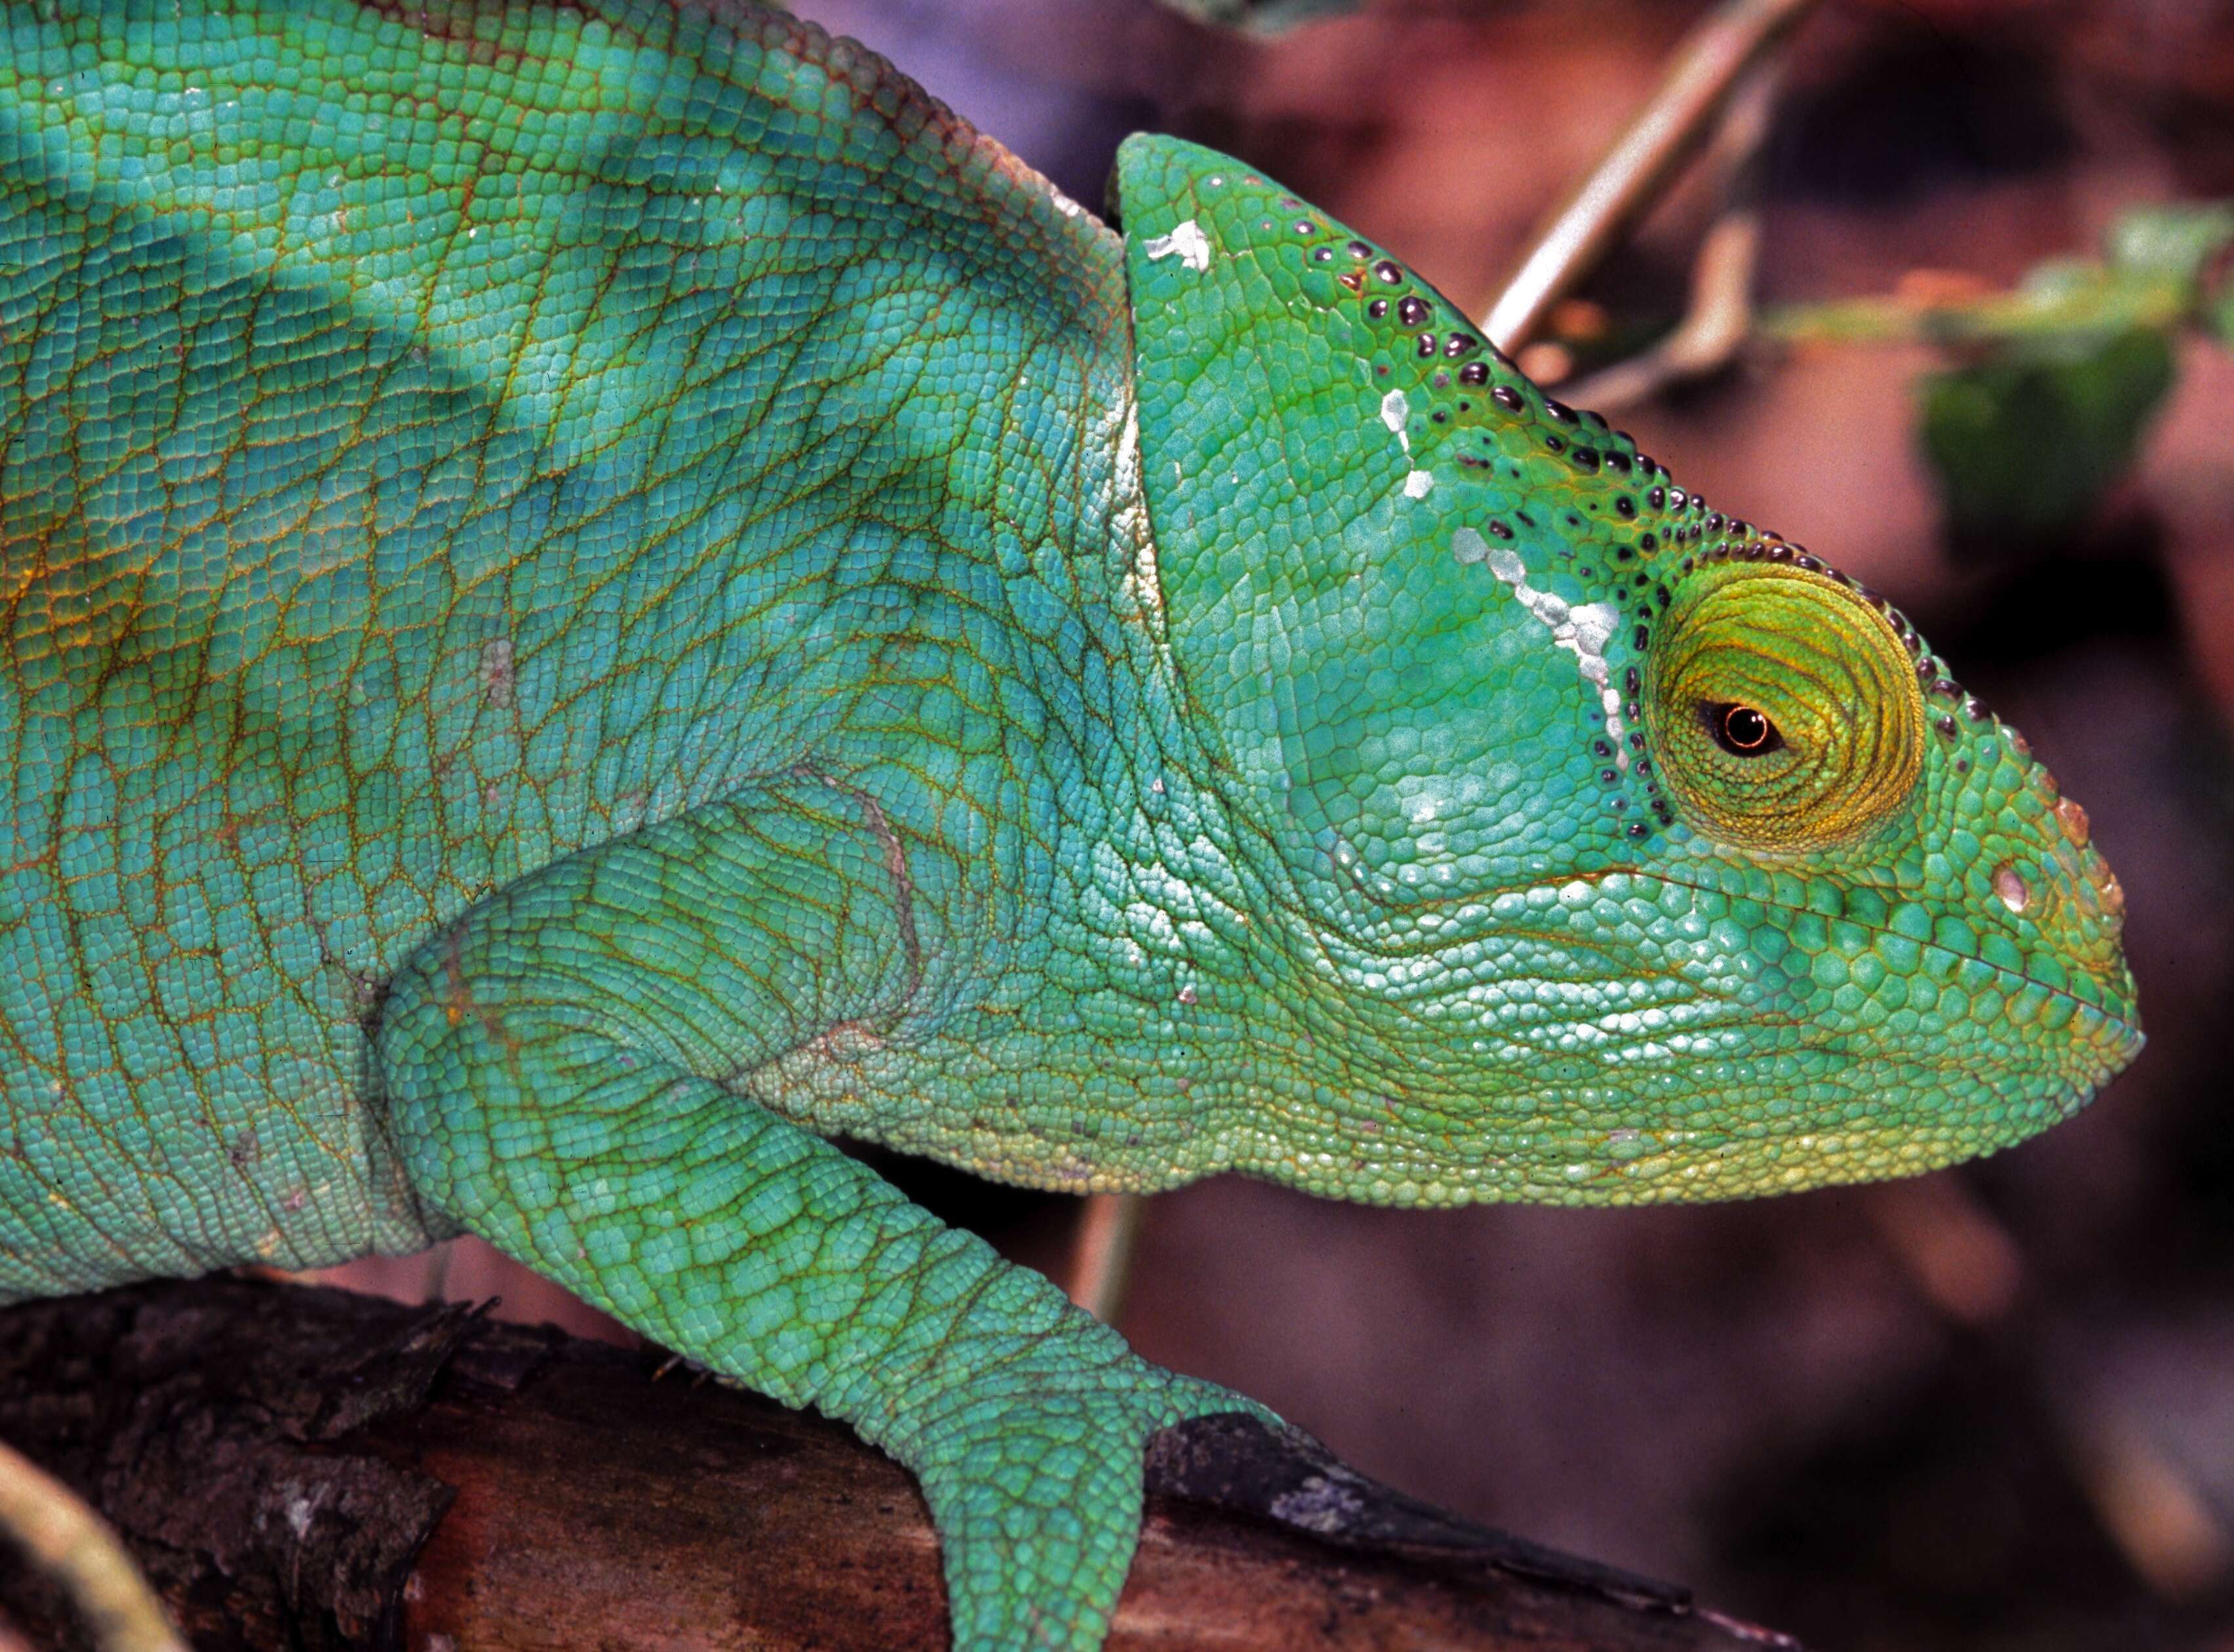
top-left (1143, 218), bottom-right (1211, 272)
top-left (1382, 390), bottom-right (1422, 498)
top-left (1452, 528), bottom-right (1630, 766)
top-left (1379, 389), bottom-right (1410, 451)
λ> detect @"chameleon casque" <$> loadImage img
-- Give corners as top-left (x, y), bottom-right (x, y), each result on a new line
top-left (0, 0), bottom-right (2141, 1645)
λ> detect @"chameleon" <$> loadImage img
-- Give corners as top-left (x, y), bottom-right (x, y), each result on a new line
top-left (0, 0), bottom-right (2141, 1645)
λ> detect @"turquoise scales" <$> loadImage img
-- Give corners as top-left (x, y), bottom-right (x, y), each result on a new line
top-left (0, 3), bottom-right (2139, 1649)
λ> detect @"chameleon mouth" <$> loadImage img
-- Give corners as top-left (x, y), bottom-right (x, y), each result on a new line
top-left (1636, 865), bottom-right (2142, 1071)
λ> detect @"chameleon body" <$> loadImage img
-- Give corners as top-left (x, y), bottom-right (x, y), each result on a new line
top-left (0, 2), bottom-right (2140, 1645)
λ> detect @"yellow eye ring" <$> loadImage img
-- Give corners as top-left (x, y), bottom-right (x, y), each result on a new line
top-left (1643, 566), bottom-right (1925, 853)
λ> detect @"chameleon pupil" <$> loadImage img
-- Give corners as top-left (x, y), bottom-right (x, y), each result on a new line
top-left (1712, 702), bottom-right (1778, 755)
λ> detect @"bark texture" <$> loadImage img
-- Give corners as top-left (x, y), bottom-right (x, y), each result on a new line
top-left (0, 1278), bottom-right (1801, 1649)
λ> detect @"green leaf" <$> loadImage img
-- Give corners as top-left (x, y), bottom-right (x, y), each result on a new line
top-left (1919, 326), bottom-right (2176, 542)
top-left (2105, 201), bottom-right (2234, 287)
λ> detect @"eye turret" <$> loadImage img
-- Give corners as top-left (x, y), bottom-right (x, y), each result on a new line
top-left (1644, 566), bottom-right (1924, 853)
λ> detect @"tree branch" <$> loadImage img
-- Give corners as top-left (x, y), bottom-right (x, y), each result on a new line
top-left (0, 1278), bottom-right (1800, 1649)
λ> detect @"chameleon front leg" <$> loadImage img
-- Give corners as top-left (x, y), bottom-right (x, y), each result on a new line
top-left (374, 776), bottom-right (1264, 1650)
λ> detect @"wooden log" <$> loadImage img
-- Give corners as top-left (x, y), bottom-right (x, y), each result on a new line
top-left (0, 1278), bottom-right (1799, 1650)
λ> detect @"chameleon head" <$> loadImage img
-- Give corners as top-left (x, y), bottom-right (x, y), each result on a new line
top-left (1115, 134), bottom-right (2141, 1204)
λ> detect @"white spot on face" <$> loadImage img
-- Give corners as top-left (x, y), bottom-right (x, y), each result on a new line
top-left (1143, 218), bottom-right (1211, 272)
top-left (1403, 468), bottom-right (1434, 500)
top-left (1455, 529), bottom-right (1630, 766)
top-left (1380, 389), bottom-right (1410, 454)
top-left (1993, 862), bottom-right (2031, 913)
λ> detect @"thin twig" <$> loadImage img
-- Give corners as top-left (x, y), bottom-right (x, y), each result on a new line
top-left (1557, 63), bottom-right (1778, 411)
top-left (1068, 1190), bottom-right (1143, 1323)
top-left (1484, 0), bottom-right (1822, 354)
top-left (0, 1439), bottom-right (184, 1652)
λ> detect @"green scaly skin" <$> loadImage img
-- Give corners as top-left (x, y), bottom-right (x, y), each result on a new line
top-left (0, 3), bottom-right (2140, 1645)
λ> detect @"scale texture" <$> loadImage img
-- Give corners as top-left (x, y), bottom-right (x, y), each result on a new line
top-left (0, 3), bottom-right (2140, 1647)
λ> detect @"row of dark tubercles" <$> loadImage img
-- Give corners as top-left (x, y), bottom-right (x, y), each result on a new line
top-left (1274, 195), bottom-right (2004, 838)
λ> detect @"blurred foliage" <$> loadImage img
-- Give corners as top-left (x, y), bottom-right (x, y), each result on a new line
top-left (1918, 328), bottom-right (2174, 541)
top-left (1769, 201), bottom-right (2234, 543)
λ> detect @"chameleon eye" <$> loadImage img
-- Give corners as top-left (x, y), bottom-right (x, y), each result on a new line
top-left (1706, 702), bottom-right (1782, 756)
top-left (1643, 566), bottom-right (1924, 852)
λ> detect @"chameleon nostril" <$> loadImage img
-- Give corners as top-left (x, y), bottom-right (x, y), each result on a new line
top-left (1993, 863), bottom-right (2031, 914)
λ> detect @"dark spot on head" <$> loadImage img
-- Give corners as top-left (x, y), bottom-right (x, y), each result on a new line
top-left (1398, 296), bottom-right (1430, 327)
top-left (1493, 385), bottom-right (1525, 412)
top-left (1374, 260), bottom-right (1405, 285)
top-left (1459, 361), bottom-right (1489, 386)
top-left (1572, 446), bottom-right (1599, 471)
top-left (1544, 399), bottom-right (1576, 423)
top-left (1445, 333), bottom-right (1482, 359)
top-left (1615, 496), bottom-right (1636, 517)
top-left (1347, 240), bottom-right (1373, 258)
top-left (1367, 298), bottom-right (1389, 319)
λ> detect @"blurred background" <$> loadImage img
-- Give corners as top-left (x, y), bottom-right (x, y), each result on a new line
top-left (323, 1), bottom-right (2234, 1646)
